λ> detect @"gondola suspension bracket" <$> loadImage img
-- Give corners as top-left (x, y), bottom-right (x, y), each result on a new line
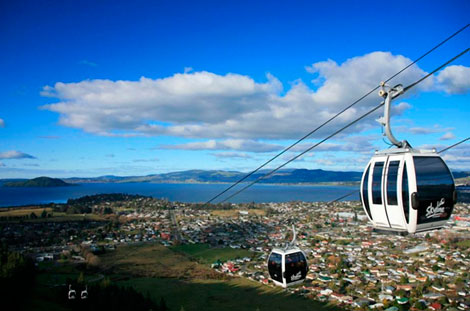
top-left (378, 82), bottom-right (410, 148)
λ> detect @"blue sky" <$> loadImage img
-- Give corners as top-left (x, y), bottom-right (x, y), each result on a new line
top-left (1, 0), bottom-right (469, 178)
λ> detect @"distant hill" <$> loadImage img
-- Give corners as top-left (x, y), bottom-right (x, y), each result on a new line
top-left (62, 169), bottom-right (364, 184)
top-left (3, 169), bottom-right (469, 186)
top-left (3, 176), bottom-right (73, 187)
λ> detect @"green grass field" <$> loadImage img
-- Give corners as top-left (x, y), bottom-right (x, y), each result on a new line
top-left (0, 207), bottom-right (53, 217)
top-left (171, 243), bottom-right (253, 264)
top-left (100, 243), bottom-right (337, 310)
top-left (0, 207), bottom-right (105, 222)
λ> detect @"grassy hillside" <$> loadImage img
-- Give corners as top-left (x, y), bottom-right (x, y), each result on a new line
top-left (100, 243), bottom-right (337, 311)
top-left (26, 241), bottom-right (338, 310)
top-left (120, 277), bottom-right (336, 311)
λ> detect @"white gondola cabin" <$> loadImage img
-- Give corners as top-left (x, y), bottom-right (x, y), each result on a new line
top-left (68, 284), bottom-right (76, 300)
top-left (361, 148), bottom-right (456, 234)
top-left (360, 83), bottom-right (456, 234)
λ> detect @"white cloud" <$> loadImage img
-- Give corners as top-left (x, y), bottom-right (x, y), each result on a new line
top-left (417, 143), bottom-right (470, 171)
top-left (394, 124), bottom-right (454, 137)
top-left (0, 151), bottom-right (36, 159)
top-left (288, 135), bottom-right (381, 155)
top-left (440, 144), bottom-right (470, 171)
top-left (0, 118), bottom-right (4, 128)
top-left (436, 65), bottom-right (470, 94)
top-left (160, 139), bottom-right (283, 153)
top-left (210, 152), bottom-right (252, 159)
top-left (42, 51), bottom-right (460, 152)
top-left (440, 132), bottom-right (456, 141)
top-left (409, 125), bottom-right (454, 135)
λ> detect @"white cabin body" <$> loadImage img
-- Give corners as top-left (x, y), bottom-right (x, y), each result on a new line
top-left (360, 148), bottom-right (455, 234)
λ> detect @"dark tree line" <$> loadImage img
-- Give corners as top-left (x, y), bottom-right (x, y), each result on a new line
top-left (61, 276), bottom-right (168, 311)
top-left (0, 244), bottom-right (35, 310)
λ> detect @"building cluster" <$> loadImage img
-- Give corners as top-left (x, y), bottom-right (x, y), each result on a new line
top-left (1, 196), bottom-right (470, 310)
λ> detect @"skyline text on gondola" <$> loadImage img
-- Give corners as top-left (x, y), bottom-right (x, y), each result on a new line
top-left (425, 198), bottom-right (446, 219)
top-left (290, 271), bottom-right (302, 281)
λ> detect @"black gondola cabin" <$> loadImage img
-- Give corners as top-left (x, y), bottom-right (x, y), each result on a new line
top-left (268, 247), bottom-right (308, 287)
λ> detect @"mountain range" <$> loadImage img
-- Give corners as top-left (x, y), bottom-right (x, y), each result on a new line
top-left (2, 169), bottom-right (469, 187)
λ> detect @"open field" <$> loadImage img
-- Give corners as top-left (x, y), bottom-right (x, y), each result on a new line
top-left (99, 243), bottom-right (222, 279)
top-left (0, 207), bottom-right (53, 217)
top-left (210, 208), bottom-right (266, 217)
top-left (101, 243), bottom-right (336, 311)
top-left (0, 207), bottom-right (105, 222)
top-left (171, 243), bottom-right (253, 264)
top-left (28, 244), bottom-right (335, 311)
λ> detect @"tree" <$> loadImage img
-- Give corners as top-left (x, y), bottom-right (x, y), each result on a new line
top-left (400, 275), bottom-right (409, 284)
top-left (77, 272), bottom-right (84, 284)
top-left (30, 212), bottom-right (37, 219)
top-left (413, 301), bottom-right (426, 310)
top-left (438, 296), bottom-right (448, 305)
top-left (41, 209), bottom-right (48, 218)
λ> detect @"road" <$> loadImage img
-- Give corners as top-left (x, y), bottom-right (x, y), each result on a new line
top-left (169, 208), bottom-right (182, 242)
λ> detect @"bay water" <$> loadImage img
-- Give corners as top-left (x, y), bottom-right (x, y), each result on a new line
top-left (0, 182), bottom-right (358, 207)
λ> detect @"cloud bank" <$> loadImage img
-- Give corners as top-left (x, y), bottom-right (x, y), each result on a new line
top-left (160, 139), bottom-right (283, 153)
top-left (41, 51), bottom-right (469, 152)
top-left (436, 65), bottom-right (470, 94)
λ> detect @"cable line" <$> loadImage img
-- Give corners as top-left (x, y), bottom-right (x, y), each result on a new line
top-left (216, 48), bottom-right (469, 204)
top-left (404, 48), bottom-right (470, 92)
top-left (328, 190), bottom-right (358, 204)
top-left (438, 137), bottom-right (470, 154)
top-left (220, 104), bottom-right (384, 203)
top-left (205, 24), bottom-right (470, 205)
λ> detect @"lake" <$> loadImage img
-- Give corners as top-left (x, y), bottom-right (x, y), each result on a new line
top-left (0, 182), bottom-right (359, 207)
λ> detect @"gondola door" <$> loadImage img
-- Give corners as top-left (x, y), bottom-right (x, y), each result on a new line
top-left (368, 156), bottom-right (390, 228)
top-left (384, 155), bottom-right (407, 230)
top-left (284, 251), bottom-right (308, 286)
top-left (268, 252), bottom-right (283, 286)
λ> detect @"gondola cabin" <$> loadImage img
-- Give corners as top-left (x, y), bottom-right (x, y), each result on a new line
top-left (360, 148), bottom-right (456, 234)
top-left (268, 247), bottom-right (308, 288)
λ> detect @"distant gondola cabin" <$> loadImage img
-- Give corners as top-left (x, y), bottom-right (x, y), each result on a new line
top-left (268, 247), bottom-right (308, 287)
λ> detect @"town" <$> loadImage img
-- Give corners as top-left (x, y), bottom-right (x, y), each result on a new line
top-left (1, 193), bottom-right (470, 310)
